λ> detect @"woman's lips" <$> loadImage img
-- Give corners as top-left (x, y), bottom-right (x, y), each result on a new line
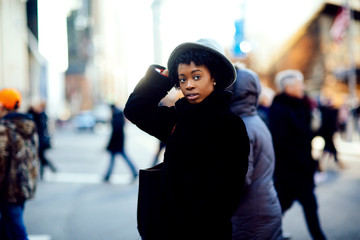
top-left (186, 93), bottom-right (199, 101)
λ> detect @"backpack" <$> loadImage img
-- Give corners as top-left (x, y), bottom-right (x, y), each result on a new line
top-left (0, 118), bottom-right (39, 202)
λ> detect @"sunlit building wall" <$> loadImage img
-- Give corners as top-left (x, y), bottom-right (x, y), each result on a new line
top-left (0, 0), bottom-right (30, 108)
top-left (91, 0), bottom-right (154, 107)
top-left (37, 0), bottom-right (70, 119)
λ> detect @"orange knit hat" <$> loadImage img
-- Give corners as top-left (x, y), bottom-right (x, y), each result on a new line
top-left (0, 88), bottom-right (22, 110)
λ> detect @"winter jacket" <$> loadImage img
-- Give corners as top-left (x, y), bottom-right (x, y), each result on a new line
top-left (229, 68), bottom-right (282, 240)
top-left (28, 109), bottom-right (51, 150)
top-left (124, 65), bottom-right (250, 240)
top-left (317, 105), bottom-right (338, 152)
top-left (106, 108), bottom-right (125, 153)
top-left (269, 93), bottom-right (317, 189)
top-left (0, 112), bottom-right (39, 203)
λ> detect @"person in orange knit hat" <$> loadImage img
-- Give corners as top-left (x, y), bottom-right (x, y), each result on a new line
top-left (0, 88), bottom-right (39, 240)
top-left (0, 88), bottom-right (22, 111)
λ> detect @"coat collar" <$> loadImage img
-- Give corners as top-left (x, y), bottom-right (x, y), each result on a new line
top-left (274, 93), bottom-right (304, 107)
top-left (175, 90), bottom-right (232, 124)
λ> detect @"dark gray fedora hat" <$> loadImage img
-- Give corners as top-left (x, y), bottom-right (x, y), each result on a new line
top-left (167, 38), bottom-right (237, 89)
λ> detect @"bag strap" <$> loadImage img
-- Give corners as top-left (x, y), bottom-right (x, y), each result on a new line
top-left (171, 124), bottom-right (176, 135)
top-left (0, 121), bottom-right (14, 196)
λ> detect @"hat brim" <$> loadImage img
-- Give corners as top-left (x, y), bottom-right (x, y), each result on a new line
top-left (167, 42), bottom-right (236, 89)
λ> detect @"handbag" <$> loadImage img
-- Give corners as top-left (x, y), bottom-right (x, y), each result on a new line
top-left (137, 162), bottom-right (165, 240)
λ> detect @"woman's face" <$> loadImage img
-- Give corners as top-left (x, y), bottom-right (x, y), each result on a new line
top-left (177, 61), bottom-right (215, 104)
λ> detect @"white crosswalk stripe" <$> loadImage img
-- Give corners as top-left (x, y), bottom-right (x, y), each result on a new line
top-left (43, 172), bottom-right (135, 184)
top-left (28, 235), bottom-right (52, 240)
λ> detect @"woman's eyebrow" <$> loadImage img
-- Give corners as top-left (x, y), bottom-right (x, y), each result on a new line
top-left (178, 69), bottom-right (203, 76)
top-left (191, 69), bottom-right (202, 74)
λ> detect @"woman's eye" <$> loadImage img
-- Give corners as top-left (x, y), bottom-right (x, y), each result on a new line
top-left (194, 75), bottom-right (200, 80)
top-left (179, 78), bottom-right (186, 83)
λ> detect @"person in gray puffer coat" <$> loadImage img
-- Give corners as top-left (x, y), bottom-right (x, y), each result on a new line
top-left (229, 67), bottom-right (283, 240)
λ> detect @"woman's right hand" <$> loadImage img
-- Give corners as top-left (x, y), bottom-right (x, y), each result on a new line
top-left (162, 68), bottom-right (169, 77)
top-left (155, 67), bottom-right (169, 77)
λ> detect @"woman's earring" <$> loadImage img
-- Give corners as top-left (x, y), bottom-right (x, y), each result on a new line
top-left (213, 82), bottom-right (216, 86)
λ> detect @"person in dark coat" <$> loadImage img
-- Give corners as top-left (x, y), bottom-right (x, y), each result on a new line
top-left (0, 88), bottom-right (39, 240)
top-left (103, 104), bottom-right (138, 182)
top-left (317, 97), bottom-right (345, 170)
top-left (124, 38), bottom-right (249, 240)
top-left (229, 68), bottom-right (283, 240)
top-left (28, 101), bottom-right (56, 179)
top-left (268, 70), bottom-right (326, 240)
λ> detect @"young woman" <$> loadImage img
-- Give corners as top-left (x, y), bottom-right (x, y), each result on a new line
top-left (124, 39), bottom-right (249, 240)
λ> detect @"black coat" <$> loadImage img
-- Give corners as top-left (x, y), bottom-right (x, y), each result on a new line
top-left (28, 109), bottom-right (51, 150)
top-left (106, 108), bottom-right (125, 153)
top-left (124, 65), bottom-right (249, 240)
top-left (317, 105), bottom-right (338, 153)
top-left (268, 93), bottom-right (317, 189)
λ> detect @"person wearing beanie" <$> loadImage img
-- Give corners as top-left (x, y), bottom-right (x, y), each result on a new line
top-left (0, 88), bottom-right (39, 240)
top-left (229, 67), bottom-right (283, 240)
top-left (124, 39), bottom-right (249, 240)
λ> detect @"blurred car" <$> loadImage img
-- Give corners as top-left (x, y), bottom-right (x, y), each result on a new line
top-left (73, 111), bottom-right (96, 131)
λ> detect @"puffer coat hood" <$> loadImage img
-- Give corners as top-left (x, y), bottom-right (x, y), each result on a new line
top-left (229, 68), bottom-right (261, 117)
top-left (229, 68), bottom-right (283, 240)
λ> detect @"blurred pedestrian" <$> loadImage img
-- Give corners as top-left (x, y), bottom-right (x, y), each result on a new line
top-left (317, 97), bottom-right (345, 170)
top-left (151, 94), bottom-right (179, 167)
top-left (337, 103), bottom-right (349, 139)
top-left (269, 70), bottom-right (327, 240)
top-left (257, 85), bottom-right (275, 127)
top-left (103, 104), bottom-right (138, 182)
top-left (230, 67), bottom-right (282, 240)
top-left (151, 140), bottom-right (166, 166)
top-left (124, 38), bottom-right (249, 240)
top-left (28, 101), bottom-right (57, 179)
top-left (0, 88), bottom-right (39, 240)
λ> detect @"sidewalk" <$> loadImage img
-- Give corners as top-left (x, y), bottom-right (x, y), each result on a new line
top-left (335, 133), bottom-right (360, 158)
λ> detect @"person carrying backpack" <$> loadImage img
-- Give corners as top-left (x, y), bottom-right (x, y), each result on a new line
top-left (0, 88), bottom-right (39, 240)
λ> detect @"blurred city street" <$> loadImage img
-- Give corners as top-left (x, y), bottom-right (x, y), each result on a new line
top-left (25, 122), bottom-right (360, 240)
top-left (1, 1), bottom-right (359, 239)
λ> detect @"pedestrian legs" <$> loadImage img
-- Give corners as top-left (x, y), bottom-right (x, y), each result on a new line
top-left (103, 151), bottom-right (138, 182)
top-left (38, 149), bottom-right (57, 179)
top-left (298, 190), bottom-right (326, 240)
top-left (103, 152), bottom-right (116, 182)
top-left (274, 182), bottom-right (295, 214)
top-left (152, 141), bottom-right (166, 166)
top-left (0, 202), bottom-right (28, 240)
top-left (121, 151), bottom-right (138, 179)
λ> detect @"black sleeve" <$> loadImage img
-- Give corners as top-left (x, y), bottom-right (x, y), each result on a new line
top-left (124, 65), bottom-right (177, 143)
top-left (207, 114), bottom-right (250, 219)
top-left (222, 115), bottom-right (250, 213)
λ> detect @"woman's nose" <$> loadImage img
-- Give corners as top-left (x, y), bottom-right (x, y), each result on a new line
top-left (186, 79), bottom-right (195, 89)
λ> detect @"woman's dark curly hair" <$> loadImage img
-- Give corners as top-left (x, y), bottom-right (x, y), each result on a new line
top-left (169, 49), bottom-right (222, 89)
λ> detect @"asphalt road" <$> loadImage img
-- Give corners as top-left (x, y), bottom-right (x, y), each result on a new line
top-left (25, 123), bottom-right (360, 240)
